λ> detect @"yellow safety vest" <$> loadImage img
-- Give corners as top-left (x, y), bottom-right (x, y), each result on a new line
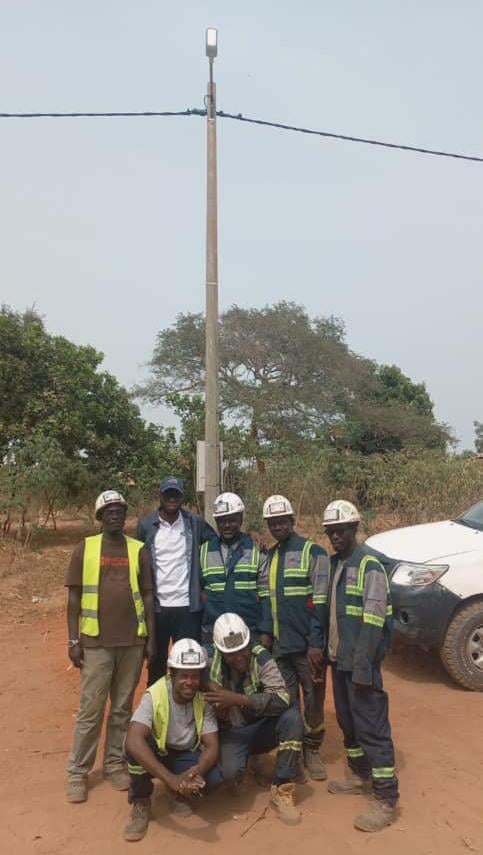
top-left (80, 533), bottom-right (147, 637)
top-left (148, 676), bottom-right (205, 755)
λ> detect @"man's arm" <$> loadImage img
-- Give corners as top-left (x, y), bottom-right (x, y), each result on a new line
top-left (65, 541), bottom-right (85, 668)
top-left (204, 655), bottom-right (289, 718)
top-left (67, 586), bottom-right (83, 668)
top-left (195, 731), bottom-right (219, 777)
top-left (125, 722), bottom-right (195, 793)
top-left (353, 557), bottom-right (389, 686)
top-left (257, 551), bottom-right (274, 643)
top-left (307, 545), bottom-right (330, 679)
top-left (139, 548), bottom-right (156, 659)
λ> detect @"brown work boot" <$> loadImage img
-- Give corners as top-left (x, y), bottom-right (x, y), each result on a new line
top-left (270, 782), bottom-right (301, 825)
top-left (303, 746), bottom-right (327, 781)
top-left (354, 797), bottom-right (396, 832)
top-left (105, 768), bottom-right (130, 791)
top-left (123, 799), bottom-right (151, 842)
top-left (328, 772), bottom-right (371, 795)
top-left (66, 779), bottom-right (87, 803)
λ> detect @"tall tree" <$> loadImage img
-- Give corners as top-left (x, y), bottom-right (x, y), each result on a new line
top-left (0, 306), bottom-right (175, 506)
top-left (139, 302), bottom-right (450, 460)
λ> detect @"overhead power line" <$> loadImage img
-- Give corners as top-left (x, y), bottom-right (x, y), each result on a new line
top-left (0, 105), bottom-right (482, 163)
top-left (217, 111), bottom-right (483, 164)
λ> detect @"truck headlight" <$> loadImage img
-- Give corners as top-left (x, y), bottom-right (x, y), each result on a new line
top-left (391, 562), bottom-right (449, 587)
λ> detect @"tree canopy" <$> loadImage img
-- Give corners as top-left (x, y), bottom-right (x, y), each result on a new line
top-left (139, 301), bottom-right (451, 460)
top-left (0, 306), bottom-right (176, 525)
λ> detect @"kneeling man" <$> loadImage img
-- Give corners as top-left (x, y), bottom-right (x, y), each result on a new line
top-left (205, 613), bottom-right (304, 825)
top-left (123, 639), bottom-right (221, 842)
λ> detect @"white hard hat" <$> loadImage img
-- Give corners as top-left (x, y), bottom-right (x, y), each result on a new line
top-left (167, 639), bottom-right (208, 670)
top-left (263, 494), bottom-right (294, 519)
top-left (213, 613), bottom-right (250, 653)
top-left (323, 499), bottom-right (361, 526)
top-left (213, 492), bottom-right (245, 517)
top-left (95, 490), bottom-right (128, 520)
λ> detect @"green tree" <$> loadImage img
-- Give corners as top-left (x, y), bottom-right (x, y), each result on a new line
top-left (0, 306), bottom-right (174, 514)
top-left (139, 302), bottom-right (450, 461)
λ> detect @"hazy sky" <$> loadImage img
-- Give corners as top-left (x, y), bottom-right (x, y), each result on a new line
top-left (2, 2), bottom-right (482, 448)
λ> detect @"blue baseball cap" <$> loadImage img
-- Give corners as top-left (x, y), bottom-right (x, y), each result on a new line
top-left (160, 476), bottom-right (184, 495)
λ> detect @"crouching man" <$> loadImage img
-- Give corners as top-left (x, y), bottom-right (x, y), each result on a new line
top-left (123, 639), bottom-right (221, 842)
top-left (204, 613), bottom-right (304, 825)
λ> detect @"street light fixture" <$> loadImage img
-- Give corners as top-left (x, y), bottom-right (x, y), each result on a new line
top-left (205, 27), bottom-right (218, 59)
top-left (204, 27), bottom-right (220, 525)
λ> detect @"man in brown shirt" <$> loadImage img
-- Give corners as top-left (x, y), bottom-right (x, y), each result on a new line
top-left (66, 490), bottom-right (155, 804)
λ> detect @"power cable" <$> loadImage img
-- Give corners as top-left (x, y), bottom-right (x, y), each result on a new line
top-left (0, 105), bottom-right (482, 163)
top-left (217, 111), bottom-right (483, 164)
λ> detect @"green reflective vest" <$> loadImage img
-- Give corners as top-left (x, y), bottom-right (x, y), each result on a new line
top-left (80, 533), bottom-right (147, 638)
top-left (148, 676), bottom-right (205, 755)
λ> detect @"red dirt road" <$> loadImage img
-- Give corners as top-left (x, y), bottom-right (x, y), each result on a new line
top-left (1, 612), bottom-right (483, 855)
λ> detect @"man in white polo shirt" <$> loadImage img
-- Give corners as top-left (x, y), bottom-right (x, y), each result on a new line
top-left (137, 476), bottom-right (215, 684)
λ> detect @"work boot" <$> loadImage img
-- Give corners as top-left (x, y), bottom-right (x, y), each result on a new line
top-left (170, 795), bottom-right (194, 817)
top-left (270, 783), bottom-right (301, 825)
top-left (303, 746), bottom-right (327, 781)
top-left (354, 797), bottom-right (396, 832)
top-left (328, 772), bottom-right (371, 795)
top-left (105, 768), bottom-right (130, 791)
top-left (66, 779), bottom-right (87, 803)
top-left (123, 799), bottom-right (151, 842)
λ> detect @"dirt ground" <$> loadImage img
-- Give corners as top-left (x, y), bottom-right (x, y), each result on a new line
top-left (1, 529), bottom-right (483, 855)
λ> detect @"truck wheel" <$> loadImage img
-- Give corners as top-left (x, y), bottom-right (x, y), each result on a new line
top-left (440, 601), bottom-right (483, 691)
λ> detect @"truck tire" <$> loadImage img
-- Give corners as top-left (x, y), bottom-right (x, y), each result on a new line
top-left (440, 601), bottom-right (483, 691)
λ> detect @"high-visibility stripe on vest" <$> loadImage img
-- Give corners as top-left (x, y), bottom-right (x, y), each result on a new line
top-left (269, 539), bottom-right (313, 639)
top-left (200, 540), bottom-right (260, 592)
top-left (148, 676), bottom-right (204, 755)
top-left (342, 553), bottom-right (392, 625)
top-left (80, 533), bottom-right (147, 637)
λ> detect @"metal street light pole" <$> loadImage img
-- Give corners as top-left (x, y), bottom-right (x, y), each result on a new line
top-left (204, 27), bottom-right (220, 526)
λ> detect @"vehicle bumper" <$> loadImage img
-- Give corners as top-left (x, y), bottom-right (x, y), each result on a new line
top-left (390, 582), bottom-right (461, 649)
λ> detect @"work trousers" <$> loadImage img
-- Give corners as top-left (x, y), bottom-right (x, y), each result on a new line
top-left (218, 707), bottom-right (304, 784)
top-left (148, 607), bottom-right (202, 685)
top-left (67, 645), bottom-right (144, 782)
top-left (331, 663), bottom-right (399, 804)
top-left (126, 735), bottom-right (222, 802)
top-left (276, 651), bottom-right (326, 749)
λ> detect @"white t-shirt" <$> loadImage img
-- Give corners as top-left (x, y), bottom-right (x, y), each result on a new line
top-left (153, 513), bottom-right (190, 607)
top-left (131, 683), bottom-right (218, 750)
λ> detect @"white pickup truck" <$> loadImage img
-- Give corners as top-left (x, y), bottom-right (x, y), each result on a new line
top-left (366, 499), bottom-right (483, 690)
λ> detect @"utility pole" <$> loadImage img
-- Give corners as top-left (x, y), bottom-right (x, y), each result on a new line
top-left (204, 27), bottom-right (220, 526)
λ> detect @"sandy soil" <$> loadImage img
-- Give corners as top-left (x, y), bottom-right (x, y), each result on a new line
top-left (1, 527), bottom-right (483, 855)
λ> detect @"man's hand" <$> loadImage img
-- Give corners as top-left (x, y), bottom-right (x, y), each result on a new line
top-left (203, 687), bottom-right (242, 710)
top-left (165, 769), bottom-right (205, 795)
top-left (68, 642), bottom-right (84, 669)
top-left (259, 633), bottom-right (273, 651)
top-left (307, 647), bottom-right (324, 683)
top-left (144, 637), bottom-right (156, 662)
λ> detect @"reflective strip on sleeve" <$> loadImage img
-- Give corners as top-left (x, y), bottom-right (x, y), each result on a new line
top-left (283, 586), bottom-right (313, 597)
